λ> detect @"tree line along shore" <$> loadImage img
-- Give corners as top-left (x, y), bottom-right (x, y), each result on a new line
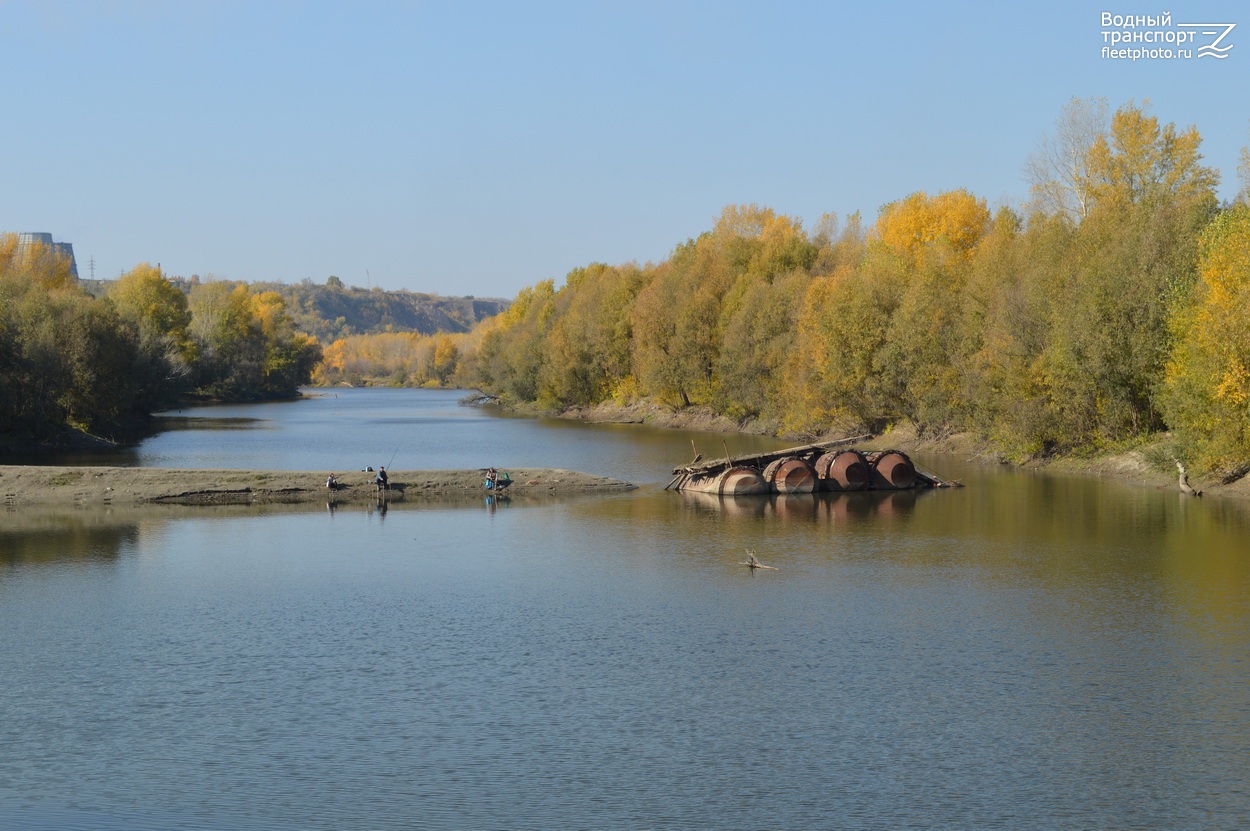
top-left (4, 99), bottom-right (1250, 487)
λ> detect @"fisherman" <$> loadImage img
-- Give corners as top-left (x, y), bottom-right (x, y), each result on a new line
top-left (485, 467), bottom-right (497, 490)
top-left (375, 466), bottom-right (389, 491)
top-left (326, 473), bottom-right (338, 490)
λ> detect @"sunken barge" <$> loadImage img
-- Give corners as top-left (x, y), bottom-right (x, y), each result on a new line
top-left (666, 435), bottom-right (960, 495)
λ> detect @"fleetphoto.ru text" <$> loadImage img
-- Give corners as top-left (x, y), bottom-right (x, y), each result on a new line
top-left (1100, 11), bottom-right (1235, 60)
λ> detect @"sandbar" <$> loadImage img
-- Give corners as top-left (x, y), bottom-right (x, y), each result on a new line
top-left (0, 466), bottom-right (635, 507)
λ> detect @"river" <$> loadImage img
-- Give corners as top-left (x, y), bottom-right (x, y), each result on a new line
top-left (2, 388), bottom-right (1248, 830)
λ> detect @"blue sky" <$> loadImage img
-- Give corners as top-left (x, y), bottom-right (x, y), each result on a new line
top-left (2, 0), bottom-right (1246, 298)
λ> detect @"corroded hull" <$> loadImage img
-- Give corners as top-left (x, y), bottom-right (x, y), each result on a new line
top-left (815, 449), bottom-right (870, 491)
top-left (762, 457), bottom-right (817, 494)
top-left (869, 450), bottom-right (916, 490)
top-left (719, 466), bottom-right (770, 495)
top-left (668, 437), bottom-right (957, 495)
top-left (679, 466), bottom-right (769, 495)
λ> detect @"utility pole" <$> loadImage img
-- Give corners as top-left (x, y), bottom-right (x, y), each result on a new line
top-left (88, 255), bottom-right (96, 280)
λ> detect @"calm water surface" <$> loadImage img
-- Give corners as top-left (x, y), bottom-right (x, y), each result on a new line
top-left (28, 387), bottom-right (790, 485)
top-left (2, 389), bottom-right (1249, 830)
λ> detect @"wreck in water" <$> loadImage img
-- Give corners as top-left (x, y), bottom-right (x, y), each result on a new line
top-left (665, 435), bottom-right (961, 495)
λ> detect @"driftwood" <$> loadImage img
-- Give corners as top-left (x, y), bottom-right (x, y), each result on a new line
top-left (1175, 460), bottom-right (1203, 497)
top-left (672, 434), bottom-right (873, 477)
top-left (741, 549), bottom-right (777, 570)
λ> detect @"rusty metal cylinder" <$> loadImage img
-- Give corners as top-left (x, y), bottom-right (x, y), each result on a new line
top-left (761, 457), bottom-right (817, 494)
top-left (717, 466), bottom-right (769, 496)
top-left (871, 450), bottom-right (916, 490)
top-left (815, 449), bottom-right (870, 491)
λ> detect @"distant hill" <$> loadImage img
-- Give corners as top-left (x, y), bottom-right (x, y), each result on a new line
top-left (247, 279), bottom-right (509, 342)
top-left (81, 276), bottom-right (509, 341)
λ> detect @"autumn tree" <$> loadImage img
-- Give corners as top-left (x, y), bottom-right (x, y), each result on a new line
top-left (809, 211), bottom-right (866, 277)
top-left (873, 189), bottom-right (990, 261)
top-left (469, 280), bottom-right (557, 403)
top-left (1238, 131), bottom-right (1250, 204)
top-left (188, 282), bottom-right (320, 400)
top-left (1162, 205), bottom-right (1250, 475)
top-left (711, 207), bottom-right (817, 418)
top-left (0, 233), bottom-right (76, 294)
top-left (631, 233), bottom-right (732, 407)
top-left (632, 205), bottom-right (815, 411)
top-left (1026, 96), bottom-right (1109, 223)
top-left (0, 242), bottom-right (171, 438)
top-left (1039, 102), bottom-right (1219, 447)
top-left (111, 263), bottom-right (191, 347)
top-left (960, 210), bottom-right (1070, 457)
top-left (832, 190), bottom-right (992, 433)
top-left (786, 247), bottom-right (909, 432)
top-left (109, 263), bottom-right (195, 402)
top-left (536, 263), bottom-right (647, 408)
top-left (1084, 102), bottom-right (1218, 213)
top-left (715, 269), bottom-right (808, 420)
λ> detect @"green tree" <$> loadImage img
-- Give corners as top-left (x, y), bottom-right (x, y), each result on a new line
top-left (470, 280), bottom-right (556, 403)
top-left (187, 282), bottom-right (320, 400)
top-left (111, 264), bottom-right (191, 343)
top-left (1037, 102), bottom-right (1218, 448)
top-left (715, 270), bottom-right (807, 420)
top-left (537, 263), bottom-right (646, 408)
top-left (1163, 205), bottom-right (1250, 475)
top-left (786, 247), bottom-right (908, 432)
top-left (632, 205), bottom-right (815, 410)
top-left (961, 209), bottom-right (1068, 457)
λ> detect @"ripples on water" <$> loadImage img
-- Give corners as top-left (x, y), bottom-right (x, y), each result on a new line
top-left (2, 390), bottom-right (1249, 829)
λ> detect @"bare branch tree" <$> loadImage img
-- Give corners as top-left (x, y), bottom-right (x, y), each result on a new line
top-left (1237, 127), bottom-right (1250, 204)
top-left (1026, 97), bottom-right (1110, 222)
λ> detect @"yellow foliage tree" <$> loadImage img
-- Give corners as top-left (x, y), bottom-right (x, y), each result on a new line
top-left (432, 335), bottom-right (459, 383)
top-left (0, 233), bottom-right (77, 295)
top-left (1163, 205), bottom-right (1250, 474)
top-left (784, 249), bottom-right (908, 432)
top-left (873, 189), bottom-right (990, 260)
top-left (1084, 102), bottom-right (1218, 212)
top-left (110, 263), bottom-right (192, 358)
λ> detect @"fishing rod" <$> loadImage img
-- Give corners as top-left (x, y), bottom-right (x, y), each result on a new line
top-left (386, 443), bottom-right (401, 470)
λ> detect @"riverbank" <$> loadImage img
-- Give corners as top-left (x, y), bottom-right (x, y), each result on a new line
top-left (0, 466), bottom-right (635, 507)
top-left (869, 422), bottom-right (1250, 500)
top-left (515, 398), bottom-right (1250, 500)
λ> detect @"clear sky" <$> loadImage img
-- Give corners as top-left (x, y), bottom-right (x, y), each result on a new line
top-left (2, 0), bottom-right (1246, 298)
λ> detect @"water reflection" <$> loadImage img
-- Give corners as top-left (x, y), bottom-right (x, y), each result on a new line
top-left (5, 389), bottom-right (1250, 829)
top-left (677, 489), bottom-right (923, 524)
top-left (0, 508), bottom-right (137, 567)
top-left (155, 415), bottom-right (266, 430)
top-left (484, 493), bottom-right (511, 515)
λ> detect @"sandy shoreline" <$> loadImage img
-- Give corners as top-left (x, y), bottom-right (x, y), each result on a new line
top-left (0, 466), bottom-right (635, 507)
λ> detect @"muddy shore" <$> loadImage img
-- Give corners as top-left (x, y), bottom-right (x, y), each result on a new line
top-left (0, 466), bottom-right (634, 507)
top-left (533, 399), bottom-right (1250, 500)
